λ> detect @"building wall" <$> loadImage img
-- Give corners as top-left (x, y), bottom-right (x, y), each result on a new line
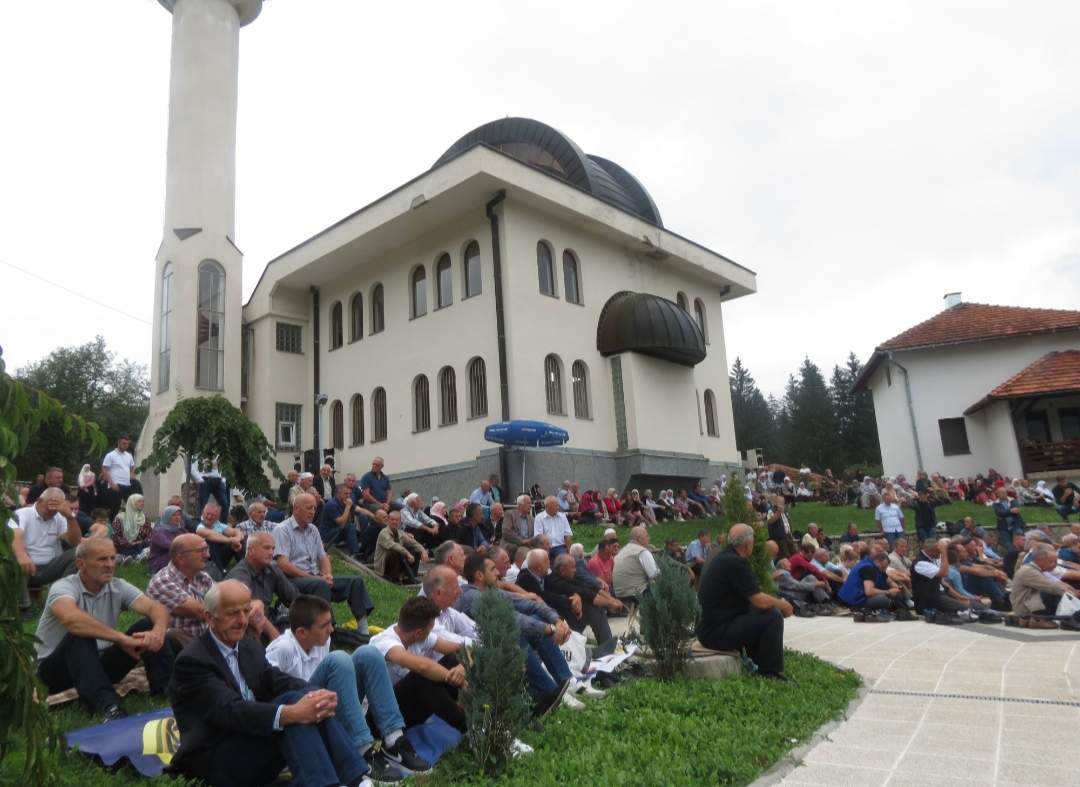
top-left (868, 332), bottom-right (1080, 477)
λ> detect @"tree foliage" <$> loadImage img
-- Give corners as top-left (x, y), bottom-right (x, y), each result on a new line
top-left (460, 589), bottom-right (531, 776)
top-left (0, 345), bottom-right (107, 784)
top-left (136, 395), bottom-right (283, 502)
top-left (639, 555), bottom-right (700, 680)
top-left (721, 475), bottom-right (775, 594)
top-left (16, 336), bottom-right (148, 476)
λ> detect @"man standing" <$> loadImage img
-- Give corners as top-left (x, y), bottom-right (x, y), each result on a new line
top-left (992, 487), bottom-right (1025, 541)
top-left (319, 483), bottom-right (360, 557)
top-left (912, 489), bottom-right (940, 543)
top-left (359, 457), bottom-right (394, 513)
top-left (11, 487), bottom-right (81, 616)
top-left (766, 495), bottom-right (795, 558)
top-left (612, 526), bottom-right (659, 601)
top-left (226, 531), bottom-right (298, 631)
top-left (36, 538), bottom-right (173, 720)
top-left (168, 581), bottom-right (369, 787)
top-left (874, 492), bottom-right (906, 549)
top-left (533, 495), bottom-right (573, 558)
top-left (101, 436), bottom-right (138, 501)
top-left (274, 493), bottom-right (374, 634)
top-left (697, 524), bottom-right (792, 679)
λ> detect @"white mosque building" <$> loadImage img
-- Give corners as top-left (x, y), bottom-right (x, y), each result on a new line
top-left (139, 0), bottom-right (756, 505)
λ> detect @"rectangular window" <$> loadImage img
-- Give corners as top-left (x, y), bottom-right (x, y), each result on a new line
top-left (1060, 408), bottom-right (1080, 441)
top-left (1024, 411), bottom-right (1051, 442)
top-left (276, 403), bottom-right (301, 451)
top-left (938, 417), bottom-right (970, 456)
top-left (276, 322), bottom-right (303, 354)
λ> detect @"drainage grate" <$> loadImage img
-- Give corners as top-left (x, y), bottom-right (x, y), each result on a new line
top-left (869, 688), bottom-right (1080, 708)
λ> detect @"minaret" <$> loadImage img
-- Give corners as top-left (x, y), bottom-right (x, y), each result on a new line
top-left (138, 0), bottom-right (263, 508)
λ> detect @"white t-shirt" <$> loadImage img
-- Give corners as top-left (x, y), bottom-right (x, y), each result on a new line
top-left (369, 626), bottom-right (438, 685)
top-left (102, 449), bottom-right (135, 486)
top-left (434, 605), bottom-right (476, 647)
top-left (533, 511), bottom-right (573, 544)
top-left (8, 506), bottom-right (68, 564)
top-left (265, 629), bottom-right (328, 681)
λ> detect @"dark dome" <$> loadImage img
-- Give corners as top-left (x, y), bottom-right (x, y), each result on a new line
top-left (433, 117), bottom-right (663, 227)
top-left (596, 291), bottom-right (706, 367)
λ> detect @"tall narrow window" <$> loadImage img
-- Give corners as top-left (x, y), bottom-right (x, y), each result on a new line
top-left (371, 284), bottom-right (385, 334)
top-left (694, 298), bottom-right (709, 343)
top-left (438, 366), bottom-right (458, 425)
top-left (571, 360), bottom-right (590, 418)
top-left (196, 260), bottom-right (225, 390)
top-left (544, 354), bottom-right (565, 415)
top-left (704, 389), bottom-right (719, 437)
top-left (330, 400), bottom-right (344, 449)
top-left (467, 357), bottom-right (488, 418)
top-left (676, 291), bottom-right (689, 311)
top-left (372, 387), bottom-right (387, 441)
top-left (463, 241), bottom-right (481, 297)
top-left (159, 262), bottom-right (173, 392)
top-left (275, 403), bottom-right (301, 451)
top-left (330, 301), bottom-right (343, 349)
top-left (411, 266), bottom-right (427, 318)
top-left (350, 394), bottom-right (365, 446)
top-left (435, 253), bottom-right (452, 309)
top-left (413, 375), bottom-right (430, 432)
top-left (537, 241), bottom-right (556, 296)
top-left (350, 292), bottom-right (363, 342)
top-left (563, 251), bottom-right (581, 305)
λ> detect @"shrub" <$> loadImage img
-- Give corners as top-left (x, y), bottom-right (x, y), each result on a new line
top-left (721, 475), bottom-right (776, 594)
top-left (460, 589), bottom-right (531, 776)
top-left (639, 555), bottom-right (700, 680)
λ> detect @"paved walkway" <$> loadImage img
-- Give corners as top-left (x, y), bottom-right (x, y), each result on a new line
top-left (775, 616), bottom-right (1080, 786)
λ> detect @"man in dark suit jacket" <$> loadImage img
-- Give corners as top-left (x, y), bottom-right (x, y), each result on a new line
top-left (516, 549), bottom-right (619, 646)
top-left (168, 580), bottom-right (370, 787)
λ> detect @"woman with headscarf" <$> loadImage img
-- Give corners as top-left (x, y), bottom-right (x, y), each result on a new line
top-left (1034, 480), bottom-right (1056, 507)
top-left (428, 500), bottom-right (449, 530)
top-left (77, 464), bottom-right (99, 518)
top-left (148, 504), bottom-right (187, 574)
top-left (113, 493), bottom-right (152, 559)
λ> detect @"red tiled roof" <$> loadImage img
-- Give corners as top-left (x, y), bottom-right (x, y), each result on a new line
top-left (879, 303), bottom-right (1080, 351)
top-left (965, 351), bottom-right (1080, 414)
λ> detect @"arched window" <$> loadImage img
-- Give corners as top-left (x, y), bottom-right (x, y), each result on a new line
top-left (463, 241), bottom-right (481, 298)
top-left (467, 357), bottom-right (488, 418)
top-left (435, 253), bottom-right (452, 309)
top-left (371, 283), bottom-right (385, 334)
top-left (330, 301), bottom-right (343, 349)
top-left (563, 250), bottom-right (581, 305)
top-left (704, 389), bottom-right (719, 437)
top-left (413, 375), bottom-right (430, 432)
top-left (410, 266), bottom-right (427, 319)
top-left (439, 366), bottom-right (458, 425)
top-left (537, 241), bottom-right (556, 297)
top-left (350, 394), bottom-right (364, 446)
top-left (196, 260), bottom-right (225, 390)
top-left (694, 298), bottom-right (709, 343)
top-left (544, 354), bottom-right (565, 415)
top-left (372, 387), bottom-right (387, 441)
top-left (571, 360), bottom-right (590, 418)
top-left (159, 262), bottom-right (173, 393)
top-left (350, 292), bottom-right (363, 342)
top-left (676, 291), bottom-right (689, 311)
top-left (330, 399), bottom-right (344, 449)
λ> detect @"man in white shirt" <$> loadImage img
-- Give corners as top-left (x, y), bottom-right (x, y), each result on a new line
top-left (875, 492), bottom-right (906, 550)
top-left (369, 597), bottom-right (467, 732)
top-left (422, 565), bottom-right (478, 646)
top-left (11, 487), bottom-right (82, 614)
top-left (265, 595), bottom-right (430, 778)
top-left (101, 435), bottom-right (137, 501)
top-left (533, 495), bottom-right (573, 558)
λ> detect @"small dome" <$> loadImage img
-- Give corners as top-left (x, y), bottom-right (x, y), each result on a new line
top-left (596, 291), bottom-right (706, 367)
top-left (433, 117), bottom-right (662, 227)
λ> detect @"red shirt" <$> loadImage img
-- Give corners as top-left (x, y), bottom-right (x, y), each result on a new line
top-left (789, 552), bottom-right (827, 582)
top-left (587, 553), bottom-right (613, 585)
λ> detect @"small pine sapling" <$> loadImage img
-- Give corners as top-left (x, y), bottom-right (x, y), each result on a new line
top-left (639, 555), bottom-right (700, 680)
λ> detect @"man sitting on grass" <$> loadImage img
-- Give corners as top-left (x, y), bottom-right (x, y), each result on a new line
top-left (12, 486), bottom-right (81, 618)
top-left (265, 595), bottom-right (431, 780)
top-left (194, 501), bottom-right (244, 574)
top-left (697, 524), bottom-right (793, 679)
top-left (374, 510), bottom-right (427, 584)
top-left (226, 531), bottom-right (297, 632)
top-left (369, 597), bottom-right (468, 733)
top-left (36, 537), bottom-right (173, 721)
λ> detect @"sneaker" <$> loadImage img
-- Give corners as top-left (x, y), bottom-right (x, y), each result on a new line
top-left (894, 608), bottom-right (916, 622)
top-left (934, 613), bottom-right (963, 626)
top-left (572, 679), bottom-right (606, 698)
top-left (794, 605), bottom-right (816, 618)
top-left (101, 704), bottom-right (128, 723)
top-left (562, 692), bottom-right (586, 710)
top-left (381, 736), bottom-right (430, 774)
top-left (534, 678), bottom-right (570, 718)
top-left (874, 611), bottom-right (895, 622)
top-left (362, 748), bottom-right (404, 783)
top-left (511, 739), bottom-right (534, 757)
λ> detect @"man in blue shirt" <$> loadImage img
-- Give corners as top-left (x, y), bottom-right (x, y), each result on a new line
top-left (685, 530), bottom-right (711, 579)
top-left (319, 484), bottom-right (360, 557)
top-left (359, 457), bottom-right (394, 513)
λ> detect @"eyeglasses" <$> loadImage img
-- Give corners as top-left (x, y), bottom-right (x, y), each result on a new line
top-left (181, 546), bottom-right (211, 555)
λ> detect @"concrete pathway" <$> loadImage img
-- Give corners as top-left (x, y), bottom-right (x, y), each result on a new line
top-left (774, 616), bottom-right (1080, 786)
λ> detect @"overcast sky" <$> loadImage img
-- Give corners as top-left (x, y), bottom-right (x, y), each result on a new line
top-left (2, 1), bottom-right (1078, 395)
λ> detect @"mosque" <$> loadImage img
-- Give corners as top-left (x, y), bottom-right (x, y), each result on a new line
top-left (139, 0), bottom-right (756, 506)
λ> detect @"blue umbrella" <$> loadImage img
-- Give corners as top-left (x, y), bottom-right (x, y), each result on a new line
top-left (484, 420), bottom-right (570, 491)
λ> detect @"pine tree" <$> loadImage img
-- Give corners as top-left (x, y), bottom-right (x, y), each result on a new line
top-left (787, 359), bottom-right (842, 472)
top-left (639, 555), bottom-right (700, 680)
top-left (721, 475), bottom-right (776, 594)
top-left (844, 352), bottom-right (882, 467)
top-left (729, 358), bottom-right (777, 460)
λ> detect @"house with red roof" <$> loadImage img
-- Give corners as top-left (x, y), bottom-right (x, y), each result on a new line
top-left (853, 295), bottom-right (1080, 479)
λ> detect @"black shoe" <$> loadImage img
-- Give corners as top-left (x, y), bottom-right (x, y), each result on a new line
top-left (794, 605), bottom-right (815, 618)
top-left (934, 613), bottom-right (963, 626)
top-left (894, 608), bottom-right (916, 622)
top-left (362, 748), bottom-right (404, 783)
top-left (381, 735), bottom-right (431, 774)
top-left (760, 672), bottom-right (795, 683)
top-left (534, 678), bottom-right (571, 718)
top-left (101, 704), bottom-right (128, 723)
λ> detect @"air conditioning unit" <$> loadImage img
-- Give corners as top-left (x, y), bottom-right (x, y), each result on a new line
top-left (278, 421), bottom-right (296, 449)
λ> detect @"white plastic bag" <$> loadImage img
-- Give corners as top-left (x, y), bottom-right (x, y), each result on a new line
top-left (1056, 593), bottom-right (1080, 617)
top-left (559, 630), bottom-right (588, 675)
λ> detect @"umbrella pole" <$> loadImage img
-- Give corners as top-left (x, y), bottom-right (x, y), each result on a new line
top-left (521, 448), bottom-right (526, 496)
